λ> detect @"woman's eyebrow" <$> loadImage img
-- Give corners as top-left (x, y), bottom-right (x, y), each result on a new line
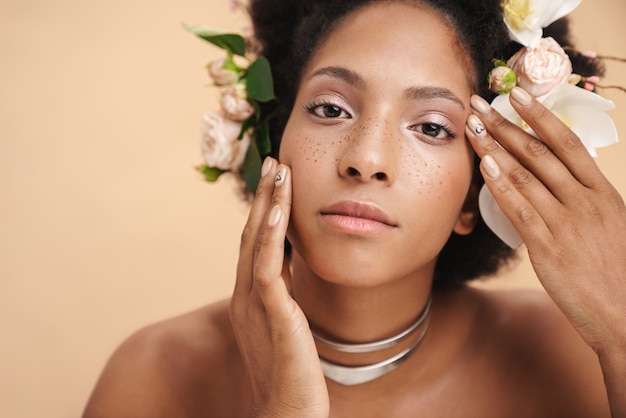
top-left (307, 66), bottom-right (366, 89)
top-left (403, 86), bottom-right (466, 110)
top-left (307, 66), bottom-right (465, 111)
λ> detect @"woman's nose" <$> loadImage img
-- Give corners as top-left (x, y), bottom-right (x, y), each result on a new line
top-left (338, 120), bottom-right (397, 185)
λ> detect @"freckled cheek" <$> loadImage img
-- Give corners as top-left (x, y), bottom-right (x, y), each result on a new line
top-left (281, 131), bottom-right (335, 246)
top-left (395, 145), bottom-right (442, 192)
top-left (434, 158), bottom-right (474, 210)
top-left (280, 128), bottom-right (342, 178)
top-left (397, 145), bottom-right (472, 203)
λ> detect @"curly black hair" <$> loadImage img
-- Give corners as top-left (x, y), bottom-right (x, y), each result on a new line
top-left (246, 0), bottom-right (605, 287)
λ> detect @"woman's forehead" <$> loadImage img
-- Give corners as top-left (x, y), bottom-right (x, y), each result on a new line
top-left (301, 2), bottom-right (474, 96)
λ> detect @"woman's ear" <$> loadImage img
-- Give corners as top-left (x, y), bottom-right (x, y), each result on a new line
top-left (453, 179), bottom-right (480, 236)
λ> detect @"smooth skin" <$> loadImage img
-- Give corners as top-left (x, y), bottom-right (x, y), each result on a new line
top-left (83, 2), bottom-right (625, 417)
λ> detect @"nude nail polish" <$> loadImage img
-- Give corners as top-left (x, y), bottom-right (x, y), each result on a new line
top-left (470, 95), bottom-right (491, 114)
top-left (482, 155), bottom-right (500, 179)
top-left (261, 157), bottom-right (272, 177)
top-left (274, 165), bottom-right (286, 186)
top-left (510, 86), bottom-right (532, 105)
top-left (468, 114), bottom-right (486, 135)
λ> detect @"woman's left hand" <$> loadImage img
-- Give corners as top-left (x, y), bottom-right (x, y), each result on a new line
top-left (465, 86), bottom-right (626, 354)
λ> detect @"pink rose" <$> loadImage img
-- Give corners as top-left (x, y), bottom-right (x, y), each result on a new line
top-left (488, 65), bottom-right (517, 94)
top-left (200, 111), bottom-right (251, 171)
top-left (208, 58), bottom-right (239, 86)
top-left (507, 37), bottom-right (572, 97)
top-left (220, 83), bottom-right (254, 121)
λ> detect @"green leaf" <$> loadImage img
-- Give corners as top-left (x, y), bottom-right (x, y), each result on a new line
top-left (242, 139), bottom-right (262, 192)
top-left (238, 118), bottom-right (253, 140)
top-left (197, 164), bottom-right (226, 182)
top-left (184, 24), bottom-right (246, 57)
top-left (255, 122), bottom-right (272, 156)
top-left (246, 57), bottom-right (275, 102)
top-left (250, 100), bottom-right (262, 123)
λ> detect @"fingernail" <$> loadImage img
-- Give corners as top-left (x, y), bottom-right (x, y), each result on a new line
top-left (467, 115), bottom-right (486, 136)
top-left (274, 165), bottom-right (285, 186)
top-left (470, 95), bottom-right (491, 114)
top-left (261, 157), bottom-right (273, 177)
top-left (482, 155), bottom-right (500, 179)
top-left (510, 86), bottom-right (532, 106)
top-left (268, 205), bottom-right (282, 227)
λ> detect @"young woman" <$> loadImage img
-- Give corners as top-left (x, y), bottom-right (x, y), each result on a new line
top-left (84, 0), bottom-right (626, 416)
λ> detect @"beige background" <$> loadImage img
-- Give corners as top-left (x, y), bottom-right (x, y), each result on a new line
top-left (1, 0), bottom-right (625, 416)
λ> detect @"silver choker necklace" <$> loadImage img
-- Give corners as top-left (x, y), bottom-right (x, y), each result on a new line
top-left (311, 296), bottom-right (432, 386)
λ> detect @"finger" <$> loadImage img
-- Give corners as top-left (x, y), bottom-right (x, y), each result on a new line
top-left (282, 256), bottom-right (293, 296)
top-left (509, 87), bottom-right (607, 190)
top-left (479, 153), bottom-right (554, 248)
top-left (466, 114), bottom-right (561, 221)
top-left (234, 157), bottom-right (277, 296)
top-left (252, 165), bottom-right (291, 264)
top-left (253, 165), bottom-right (295, 320)
top-left (469, 95), bottom-right (583, 201)
top-left (489, 88), bottom-right (605, 190)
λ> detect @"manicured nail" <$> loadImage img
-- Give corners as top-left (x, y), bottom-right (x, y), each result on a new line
top-left (261, 157), bottom-right (272, 177)
top-left (468, 114), bottom-right (486, 136)
top-left (482, 155), bottom-right (500, 179)
top-left (274, 165), bottom-right (285, 186)
top-left (510, 86), bottom-right (532, 106)
top-left (268, 205), bottom-right (282, 227)
top-left (470, 95), bottom-right (491, 114)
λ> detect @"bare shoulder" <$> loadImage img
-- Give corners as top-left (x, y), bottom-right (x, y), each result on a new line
top-left (83, 298), bottom-right (249, 418)
top-left (468, 286), bottom-right (611, 417)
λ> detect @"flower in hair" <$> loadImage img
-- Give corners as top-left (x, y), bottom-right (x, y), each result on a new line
top-left (185, 24), bottom-right (275, 192)
top-left (488, 60), bottom-right (517, 94)
top-left (507, 37), bottom-right (572, 97)
top-left (200, 111), bottom-right (251, 173)
top-left (221, 83), bottom-right (255, 121)
top-left (208, 57), bottom-right (240, 86)
top-left (480, 1), bottom-right (621, 248)
top-left (502, 0), bottom-right (582, 46)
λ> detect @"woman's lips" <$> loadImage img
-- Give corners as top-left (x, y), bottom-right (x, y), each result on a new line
top-left (319, 201), bottom-right (397, 234)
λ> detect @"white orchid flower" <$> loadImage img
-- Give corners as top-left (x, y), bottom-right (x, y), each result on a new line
top-left (503, 0), bottom-right (582, 46)
top-left (479, 84), bottom-right (618, 248)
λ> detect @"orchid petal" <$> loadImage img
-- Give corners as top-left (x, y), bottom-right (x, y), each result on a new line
top-left (491, 92), bottom-right (540, 138)
top-left (538, 0), bottom-right (582, 27)
top-left (504, 20), bottom-right (543, 47)
top-left (504, 0), bottom-right (581, 46)
top-left (539, 84), bottom-right (617, 156)
top-left (491, 93), bottom-right (524, 128)
top-left (479, 185), bottom-right (524, 249)
top-left (503, 0), bottom-right (551, 45)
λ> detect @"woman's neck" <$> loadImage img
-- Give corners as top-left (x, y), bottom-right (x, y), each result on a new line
top-left (289, 252), bottom-right (434, 344)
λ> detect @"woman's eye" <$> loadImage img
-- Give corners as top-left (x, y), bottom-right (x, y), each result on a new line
top-left (411, 123), bottom-right (454, 139)
top-left (306, 103), bottom-right (350, 119)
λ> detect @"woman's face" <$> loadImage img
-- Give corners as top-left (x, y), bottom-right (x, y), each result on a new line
top-left (280, 1), bottom-right (476, 287)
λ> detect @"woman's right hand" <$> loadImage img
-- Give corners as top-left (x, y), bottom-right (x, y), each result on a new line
top-left (230, 157), bottom-right (329, 417)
